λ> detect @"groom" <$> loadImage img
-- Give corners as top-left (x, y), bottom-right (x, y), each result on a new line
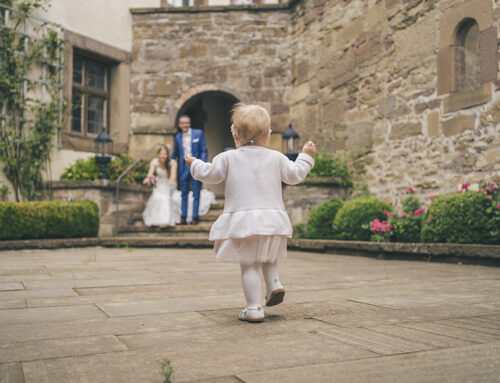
top-left (171, 114), bottom-right (207, 225)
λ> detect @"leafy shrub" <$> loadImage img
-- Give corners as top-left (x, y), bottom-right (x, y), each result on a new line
top-left (106, 154), bottom-right (149, 184)
top-left (421, 192), bottom-right (497, 244)
top-left (402, 196), bottom-right (421, 214)
top-left (60, 154), bottom-right (149, 184)
top-left (389, 213), bottom-right (423, 243)
top-left (0, 201), bottom-right (99, 240)
top-left (308, 154), bottom-right (352, 186)
top-left (60, 157), bottom-right (100, 181)
top-left (294, 223), bottom-right (307, 238)
top-left (303, 198), bottom-right (344, 239)
top-left (332, 197), bottom-right (392, 241)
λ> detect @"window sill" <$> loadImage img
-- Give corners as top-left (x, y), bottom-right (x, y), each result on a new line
top-left (443, 82), bottom-right (492, 113)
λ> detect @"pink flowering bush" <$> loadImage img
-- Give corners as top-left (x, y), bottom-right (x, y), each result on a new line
top-left (370, 218), bottom-right (393, 242)
top-left (422, 178), bottom-right (500, 244)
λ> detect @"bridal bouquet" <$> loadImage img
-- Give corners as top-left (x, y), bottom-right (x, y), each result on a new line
top-left (143, 176), bottom-right (157, 189)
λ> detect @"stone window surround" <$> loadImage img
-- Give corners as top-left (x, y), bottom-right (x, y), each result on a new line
top-left (437, 0), bottom-right (497, 113)
top-left (63, 30), bottom-right (131, 154)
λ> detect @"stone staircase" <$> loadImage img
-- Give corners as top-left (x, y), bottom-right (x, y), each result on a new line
top-left (117, 197), bottom-right (224, 239)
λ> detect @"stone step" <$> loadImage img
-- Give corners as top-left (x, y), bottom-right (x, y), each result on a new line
top-left (119, 223), bottom-right (212, 234)
top-left (108, 236), bottom-right (212, 246)
top-left (130, 212), bottom-right (220, 223)
top-left (117, 231), bottom-right (210, 239)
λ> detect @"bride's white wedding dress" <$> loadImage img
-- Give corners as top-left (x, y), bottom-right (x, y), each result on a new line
top-left (143, 159), bottom-right (215, 226)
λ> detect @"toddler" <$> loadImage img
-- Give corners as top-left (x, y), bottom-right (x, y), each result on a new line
top-left (185, 104), bottom-right (316, 322)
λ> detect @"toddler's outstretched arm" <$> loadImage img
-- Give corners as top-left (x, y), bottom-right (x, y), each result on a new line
top-left (188, 153), bottom-right (227, 184)
top-left (280, 141), bottom-right (316, 185)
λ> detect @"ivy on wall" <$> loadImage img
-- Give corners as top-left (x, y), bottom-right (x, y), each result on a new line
top-left (0, 0), bottom-right (64, 201)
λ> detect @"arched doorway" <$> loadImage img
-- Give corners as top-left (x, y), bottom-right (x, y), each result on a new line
top-left (175, 90), bottom-right (239, 193)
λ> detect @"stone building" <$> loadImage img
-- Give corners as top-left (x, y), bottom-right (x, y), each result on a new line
top-left (2, 0), bottom-right (499, 209)
top-left (130, 0), bottom-right (500, 206)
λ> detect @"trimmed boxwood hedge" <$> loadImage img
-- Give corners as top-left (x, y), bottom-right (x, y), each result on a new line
top-left (0, 201), bottom-right (99, 240)
top-left (421, 192), bottom-right (498, 244)
top-left (332, 197), bottom-right (392, 241)
top-left (304, 198), bottom-right (344, 239)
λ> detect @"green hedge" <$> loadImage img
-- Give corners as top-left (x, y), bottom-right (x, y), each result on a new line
top-left (0, 201), bottom-right (99, 240)
top-left (421, 192), bottom-right (498, 244)
top-left (333, 197), bottom-right (392, 241)
top-left (303, 198), bottom-right (344, 239)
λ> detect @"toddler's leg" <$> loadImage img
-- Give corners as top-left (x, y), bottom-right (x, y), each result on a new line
top-left (239, 262), bottom-right (264, 322)
top-left (240, 263), bottom-right (262, 308)
top-left (262, 261), bottom-right (285, 307)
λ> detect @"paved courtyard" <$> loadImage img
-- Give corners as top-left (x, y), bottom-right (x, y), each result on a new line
top-left (0, 247), bottom-right (499, 383)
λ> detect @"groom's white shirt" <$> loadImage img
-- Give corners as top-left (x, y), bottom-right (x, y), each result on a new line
top-left (182, 128), bottom-right (192, 157)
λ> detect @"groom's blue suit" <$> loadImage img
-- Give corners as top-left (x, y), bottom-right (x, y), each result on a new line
top-left (171, 128), bottom-right (207, 220)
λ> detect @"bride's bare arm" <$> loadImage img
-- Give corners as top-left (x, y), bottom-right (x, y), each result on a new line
top-left (169, 159), bottom-right (177, 184)
top-left (143, 159), bottom-right (156, 184)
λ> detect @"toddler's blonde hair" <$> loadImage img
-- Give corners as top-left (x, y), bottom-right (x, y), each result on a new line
top-left (231, 103), bottom-right (271, 145)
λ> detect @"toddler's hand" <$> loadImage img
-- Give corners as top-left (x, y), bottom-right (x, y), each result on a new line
top-left (302, 141), bottom-right (316, 157)
top-left (185, 155), bottom-right (196, 168)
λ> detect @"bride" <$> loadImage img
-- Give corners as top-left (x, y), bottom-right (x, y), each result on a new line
top-left (142, 144), bottom-right (215, 226)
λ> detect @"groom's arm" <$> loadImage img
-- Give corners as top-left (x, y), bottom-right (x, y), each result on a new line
top-left (171, 135), bottom-right (179, 160)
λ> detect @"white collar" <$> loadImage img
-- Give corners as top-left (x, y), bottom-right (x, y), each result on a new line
top-left (183, 128), bottom-right (192, 136)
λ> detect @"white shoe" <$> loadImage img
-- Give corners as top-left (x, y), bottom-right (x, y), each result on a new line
top-left (265, 278), bottom-right (285, 307)
top-left (238, 306), bottom-right (264, 323)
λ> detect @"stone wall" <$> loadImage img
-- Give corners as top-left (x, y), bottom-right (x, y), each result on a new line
top-left (130, 5), bottom-right (293, 155)
top-left (51, 181), bottom-right (149, 236)
top-left (288, 0), bottom-right (500, 208)
top-left (283, 177), bottom-right (348, 225)
top-left (130, 0), bottom-right (500, 212)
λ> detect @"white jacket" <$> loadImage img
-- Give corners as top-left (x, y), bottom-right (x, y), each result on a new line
top-left (190, 146), bottom-right (314, 240)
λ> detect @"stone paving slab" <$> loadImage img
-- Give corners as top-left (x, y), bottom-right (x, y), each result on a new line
top-left (238, 342), bottom-right (500, 383)
top-left (0, 362), bottom-right (24, 383)
top-left (0, 335), bottom-right (127, 363)
top-left (0, 312), bottom-right (213, 344)
top-left (0, 283), bottom-right (24, 291)
top-left (0, 247), bottom-right (499, 382)
top-left (398, 321), bottom-right (500, 343)
top-left (0, 304), bottom-right (107, 325)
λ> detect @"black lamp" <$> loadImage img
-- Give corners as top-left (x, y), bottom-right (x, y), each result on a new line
top-left (282, 123), bottom-right (299, 161)
top-left (95, 127), bottom-right (113, 179)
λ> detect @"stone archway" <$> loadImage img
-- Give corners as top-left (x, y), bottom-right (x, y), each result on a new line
top-left (175, 90), bottom-right (240, 193)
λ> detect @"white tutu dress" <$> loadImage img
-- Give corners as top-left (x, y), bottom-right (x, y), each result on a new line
top-left (143, 158), bottom-right (216, 226)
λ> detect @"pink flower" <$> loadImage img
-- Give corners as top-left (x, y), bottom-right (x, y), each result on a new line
top-left (400, 213), bottom-right (407, 218)
top-left (406, 187), bottom-right (415, 194)
top-left (498, 204), bottom-right (500, 209)
top-left (429, 195), bottom-right (435, 201)
top-left (383, 211), bottom-right (387, 215)
top-left (382, 220), bottom-right (387, 224)
top-left (486, 195), bottom-right (493, 200)
top-left (388, 225), bottom-right (393, 230)
top-left (462, 183), bottom-right (470, 190)
top-left (414, 208), bottom-right (424, 216)
top-left (388, 212), bottom-right (394, 218)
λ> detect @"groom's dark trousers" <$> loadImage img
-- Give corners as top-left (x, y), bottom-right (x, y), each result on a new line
top-left (171, 128), bottom-right (207, 219)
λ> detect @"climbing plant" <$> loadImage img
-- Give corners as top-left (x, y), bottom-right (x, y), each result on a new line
top-left (0, 0), bottom-right (64, 201)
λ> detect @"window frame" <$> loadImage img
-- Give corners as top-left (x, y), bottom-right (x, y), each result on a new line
top-left (71, 51), bottom-right (110, 137)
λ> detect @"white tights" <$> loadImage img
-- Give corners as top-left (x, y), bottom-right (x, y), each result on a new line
top-left (240, 261), bottom-right (279, 308)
